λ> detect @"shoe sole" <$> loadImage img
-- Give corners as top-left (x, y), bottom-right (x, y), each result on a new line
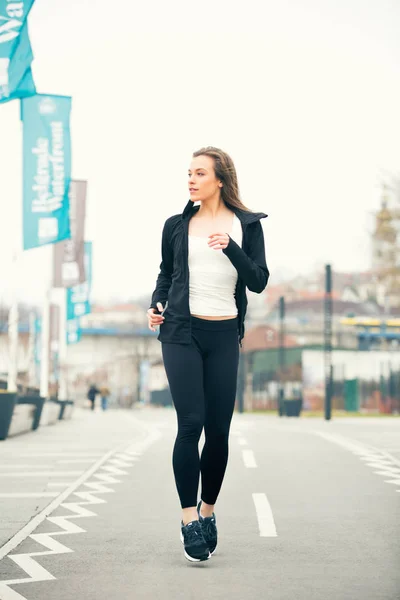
top-left (180, 531), bottom-right (211, 562)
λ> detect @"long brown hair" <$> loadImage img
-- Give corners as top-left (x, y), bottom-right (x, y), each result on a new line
top-left (192, 146), bottom-right (251, 212)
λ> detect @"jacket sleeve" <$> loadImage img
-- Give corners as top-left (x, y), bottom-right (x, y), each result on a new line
top-left (149, 219), bottom-right (173, 311)
top-left (222, 220), bottom-right (269, 293)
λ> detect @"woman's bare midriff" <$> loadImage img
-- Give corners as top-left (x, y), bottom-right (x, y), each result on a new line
top-left (191, 314), bottom-right (237, 321)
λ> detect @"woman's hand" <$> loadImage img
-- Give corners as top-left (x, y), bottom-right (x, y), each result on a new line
top-left (208, 233), bottom-right (230, 250)
top-left (147, 302), bottom-right (166, 331)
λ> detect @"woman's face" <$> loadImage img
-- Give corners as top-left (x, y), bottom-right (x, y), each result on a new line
top-left (188, 155), bottom-right (222, 202)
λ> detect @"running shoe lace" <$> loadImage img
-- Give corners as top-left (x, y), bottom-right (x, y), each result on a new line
top-left (203, 517), bottom-right (216, 539)
top-left (183, 522), bottom-right (203, 545)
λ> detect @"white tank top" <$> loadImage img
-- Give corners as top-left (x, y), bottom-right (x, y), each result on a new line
top-left (188, 214), bottom-right (243, 316)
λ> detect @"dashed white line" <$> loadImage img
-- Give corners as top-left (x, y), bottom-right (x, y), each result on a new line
top-left (252, 493), bottom-right (277, 537)
top-left (242, 449), bottom-right (257, 468)
top-left (238, 438), bottom-right (248, 446)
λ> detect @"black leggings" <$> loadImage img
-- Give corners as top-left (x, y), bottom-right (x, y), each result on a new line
top-left (161, 316), bottom-right (239, 509)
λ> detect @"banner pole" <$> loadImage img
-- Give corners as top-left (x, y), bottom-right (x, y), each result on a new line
top-left (27, 311), bottom-right (36, 388)
top-left (39, 246), bottom-right (52, 399)
top-left (39, 289), bottom-right (50, 398)
top-left (7, 250), bottom-right (19, 393)
top-left (58, 291), bottom-right (68, 401)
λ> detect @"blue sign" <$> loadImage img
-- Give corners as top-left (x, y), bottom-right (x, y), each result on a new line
top-left (0, 0), bottom-right (36, 102)
top-left (67, 242), bottom-right (92, 319)
top-left (66, 318), bottom-right (81, 345)
top-left (11, 65), bottom-right (35, 99)
top-left (21, 94), bottom-right (72, 250)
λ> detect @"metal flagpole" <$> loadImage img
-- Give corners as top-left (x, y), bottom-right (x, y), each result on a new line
top-left (39, 289), bottom-right (51, 398)
top-left (278, 296), bottom-right (285, 416)
top-left (27, 311), bottom-right (36, 387)
top-left (324, 264), bottom-right (333, 421)
top-left (7, 251), bottom-right (19, 393)
top-left (39, 245), bottom-right (53, 399)
top-left (58, 290), bottom-right (68, 401)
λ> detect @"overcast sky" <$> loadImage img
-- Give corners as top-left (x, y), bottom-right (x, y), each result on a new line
top-left (0, 0), bottom-right (399, 306)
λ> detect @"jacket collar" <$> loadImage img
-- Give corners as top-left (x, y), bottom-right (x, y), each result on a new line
top-left (182, 199), bottom-right (267, 225)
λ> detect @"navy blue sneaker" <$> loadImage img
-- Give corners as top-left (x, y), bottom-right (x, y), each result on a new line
top-left (180, 520), bottom-right (211, 562)
top-left (197, 501), bottom-right (218, 555)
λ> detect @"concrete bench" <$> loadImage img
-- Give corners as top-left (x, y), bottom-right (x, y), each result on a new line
top-left (40, 401), bottom-right (61, 426)
top-left (8, 404), bottom-right (36, 437)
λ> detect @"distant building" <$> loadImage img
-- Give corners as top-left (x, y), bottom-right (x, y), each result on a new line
top-left (241, 324), bottom-right (297, 353)
top-left (371, 183), bottom-right (400, 308)
top-left (80, 302), bottom-right (148, 329)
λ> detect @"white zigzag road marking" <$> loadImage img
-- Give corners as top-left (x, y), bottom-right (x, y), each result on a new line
top-left (316, 431), bottom-right (400, 494)
top-left (0, 422), bottom-right (162, 600)
top-left (108, 458), bottom-right (137, 467)
top-left (0, 480), bottom-right (117, 600)
top-left (73, 491), bottom-right (107, 504)
top-left (0, 509), bottom-right (95, 599)
top-left (93, 473), bottom-right (120, 484)
top-left (0, 449), bottom-right (118, 562)
top-left (114, 453), bottom-right (139, 461)
top-left (100, 465), bottom-right (128, 475)
top-left (365, 460), bottom-right (397, 467)
top-left (374, 468), bottom-right (400, 476)
top-left (83, 481), bottom-right (114, 494)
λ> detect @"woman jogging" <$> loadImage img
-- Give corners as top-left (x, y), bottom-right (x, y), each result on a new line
top-left (147, 146), bottom-right (269, 563)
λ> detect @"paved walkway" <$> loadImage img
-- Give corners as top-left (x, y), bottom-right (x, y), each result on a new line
top-left (0, 408), bottom-right (399, 600)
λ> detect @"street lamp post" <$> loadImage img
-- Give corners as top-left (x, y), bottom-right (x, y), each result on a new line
top-left (324, 265), bottom-right (333, 421)
top-left (278, 296), bottom-right (285, 416)
top-left (237, 349), bottom-right (245, 414)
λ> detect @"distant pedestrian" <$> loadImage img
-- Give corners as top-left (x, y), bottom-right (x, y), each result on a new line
top-left (147, 147), bottom-right (269, 563)
top-left (87, 384), bottom-right (99, 411)
top-left (100, 386), bottom-right (110, 411)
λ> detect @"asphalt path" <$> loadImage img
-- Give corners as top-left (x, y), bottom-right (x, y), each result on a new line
top-left (0, 408), bottom-right (399, 600)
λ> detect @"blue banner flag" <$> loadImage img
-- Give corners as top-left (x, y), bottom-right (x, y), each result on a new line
top-left (0, 0), bottom-right (36, 102)
top-left (66, 318), bottom-right (81, 345)
top-left (11, 64), bottom-right (35, 98)
top-left (0, 24), bottom-right (34, 103)
top-left (66, 242), bottom-right (92, 319)
top-left (22, 94), bottom-right (72, 250)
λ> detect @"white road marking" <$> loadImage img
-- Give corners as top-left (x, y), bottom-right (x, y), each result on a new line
top-left (0, 465), bottom-right (52, 470)
top-left (374, 468), bottom-right (400, 476)
top-left (238, 438), bottom-right (248, 446)
top-left (252, 493), bottom-right (277, 537)
top-left (57, 459), bottom-right (96, 465)
top-left (316, 431), bottom-right (400, 494)
top-left (0, 472), bottom-right (83, 478)
top-left (242, 449), bottom-right (257, 468)
top-left (0, 493), bottom-right (59, 499)
top-left (17, 453), bottom-right (104, 458)
top-left (0, 450), bottom-right (119, 561)
top-left (47, 483), bottom-right (72, 488)
top-left (0, 419), bottom-right (162, 600)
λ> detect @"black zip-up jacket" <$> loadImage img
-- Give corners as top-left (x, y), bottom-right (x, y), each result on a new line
top-left (149, 199), bottom-right (269, 347)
